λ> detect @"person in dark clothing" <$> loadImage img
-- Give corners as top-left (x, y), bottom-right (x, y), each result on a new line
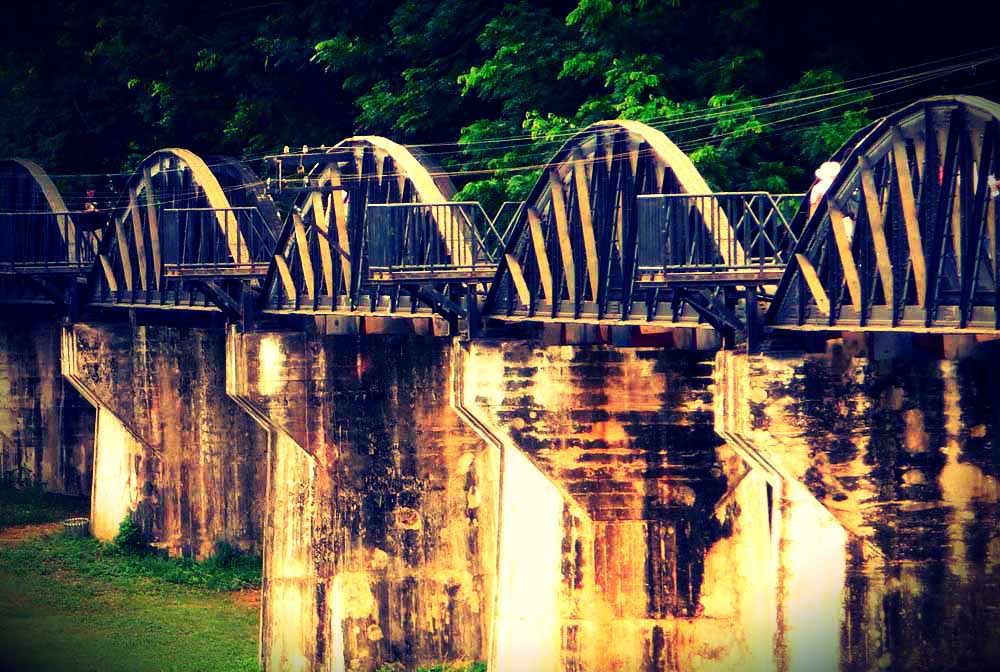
top-left (79, 189), bottom-right (108, 232)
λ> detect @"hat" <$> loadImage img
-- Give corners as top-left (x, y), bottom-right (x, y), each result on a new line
top-left (814, 161), bottom-right (841, 181)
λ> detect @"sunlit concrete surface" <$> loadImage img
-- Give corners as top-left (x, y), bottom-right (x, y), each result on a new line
top-left (90, 407), bottom-right (142, 541)
top-left (228, 328), bottom-right (498, 672)
top-left (775, 485), bottom-right (846, 672)
top-left (716, 337), bottom-right (1000, 671)
top-left (62, 322), bottom-right (266, 558)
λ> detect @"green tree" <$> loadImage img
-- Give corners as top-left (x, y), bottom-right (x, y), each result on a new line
top-left (1, 0), bottom-right (993, 200)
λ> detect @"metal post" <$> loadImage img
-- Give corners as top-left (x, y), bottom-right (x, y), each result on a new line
top-left (745, 286), bottom-right (760, 354)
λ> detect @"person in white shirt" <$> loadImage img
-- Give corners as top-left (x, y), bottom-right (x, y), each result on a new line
top-left (809, 161), bottom-right (841, 215)
top-left (810, 161), bottom-right (854, 241)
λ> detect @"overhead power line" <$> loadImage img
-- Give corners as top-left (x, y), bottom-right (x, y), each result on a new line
top-left (2, 48), bottom-right (996, 214)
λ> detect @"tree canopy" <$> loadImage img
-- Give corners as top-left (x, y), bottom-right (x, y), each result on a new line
top-left (2, 0), bottom-right (997, 210)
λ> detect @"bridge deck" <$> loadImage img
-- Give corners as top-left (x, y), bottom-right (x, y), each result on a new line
top-left (636, 268), bottom-right (785, 286)
top-left (0, 264), bottom-right (89, 276)
top-left (162, 263), bottom-right (270, 278)
top-left (368, 266), bottom-right (498, 282)
top-left (6, 99), bottom-right (999, 339)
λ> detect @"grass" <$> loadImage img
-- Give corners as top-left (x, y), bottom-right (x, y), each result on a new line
top-left (0, 488), bottom-right (485, 672)
top-left (0, 533), bottom-right (261, 672)
top-left (5, 532), bottom-right (263, 591)
top-left (378, 665), bottom-right (487, 672)
top-left (0, 485), bottom-right (88, 529)
top-left (0, 486), bottom-right (261, 672)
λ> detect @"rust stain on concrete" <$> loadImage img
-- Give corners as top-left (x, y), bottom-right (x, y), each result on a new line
top-left (63, 322), bottom-right (266, 558)
top-left (458, 340), bottom-right (777, 672)
top-left (715, 338), bottom-right (1000, 671)
top-left (229, 330), bottom-right (498, 672)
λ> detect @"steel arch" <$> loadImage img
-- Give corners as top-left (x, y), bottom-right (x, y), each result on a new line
top-left (0, 158), bottom-right (80, 265)
top-left (767, 96), bottom-right (1000, 333)
top-left (260, 135), bottom-right (461, 315)
top-left (481, 120), bottom-right (751, 326)
top-left (88, 149), bottom-right (277, 311)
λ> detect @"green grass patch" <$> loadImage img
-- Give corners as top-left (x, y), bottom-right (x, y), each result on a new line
top-left (0, 485), bottom-right (88, 529)
top-left (3, 530), bottom-right (262, 591)
top-left (377, 664), bottom-right (487, 672)
top-left (0, 532), bottom-right (260, 672)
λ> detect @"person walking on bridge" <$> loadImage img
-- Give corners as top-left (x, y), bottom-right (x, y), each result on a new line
top-left (809, 161), bottom-right (855, 241)
top-left (809, 161), bottom-right (841, 216)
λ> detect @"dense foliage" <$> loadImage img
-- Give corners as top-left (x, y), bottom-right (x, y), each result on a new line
top-left (1, 0), bottom-right (997, 211)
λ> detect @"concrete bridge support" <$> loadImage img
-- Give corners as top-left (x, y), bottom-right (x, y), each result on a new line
top-left (226, 326), bottom-right (498, 672)
top-left (456, 341), bottom-right (796, 672)
top-left (716, 337), bottom-right (1000, 671)
top-left (61, 322), bottom-right (266, 557)
top-left (0, 318), bottom-right (94, 496)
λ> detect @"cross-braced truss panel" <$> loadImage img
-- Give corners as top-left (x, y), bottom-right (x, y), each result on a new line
top-left (768, 96), bottom-right (1000, 333)
top-left (482, 120), bottom-right (761, 327)
top-left (261, 136), bottom-right (468, 318)
top-left (88, 149), bottom-right (276, 314)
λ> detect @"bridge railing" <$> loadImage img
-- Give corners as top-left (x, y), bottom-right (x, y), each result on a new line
top-left (0, 211), bottom-right (96, 273)
top-left (636, 192), bottom-right (803, 278)
top-left (365, 202), bottom-right (504, 280)
top-left (161, 206), bottom-right (276, 277)
top-left (491, 201), bottom-right (525, 246)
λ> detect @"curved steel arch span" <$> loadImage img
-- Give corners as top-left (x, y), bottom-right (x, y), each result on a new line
top-left (261, 135), bottom-right (462, 315)
top-left (767, 96), bottom-right (1000, 334)
top-left (0, 158), bottom-right (73, 215)
top-left (89, 148), bottom-right (277, 309)
top-left (481, 120), bottom-right (760, 327)
top-left (208, 155), bottom-right (282, 238)
top-left (0, 158), bottom-right (80, 266)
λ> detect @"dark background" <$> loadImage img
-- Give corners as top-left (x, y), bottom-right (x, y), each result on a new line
top-left (2, 0), bottom-right (997, 206)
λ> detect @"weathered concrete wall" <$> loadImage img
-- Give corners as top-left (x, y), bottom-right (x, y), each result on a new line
top-left (90, 406), bottom-right (143, 540)
top-left (227, 330), bottom-right (498, 672)
top-left (62, 323), bottom-right (266, 558)
top-left (456, 341), bottom-right (779, 672)
top-left (771, 483), bottom-right (848, 672)
top-left (0, 318), bottom-right (93, 495)
top-left (716, 340), bottom-right (1000, 671)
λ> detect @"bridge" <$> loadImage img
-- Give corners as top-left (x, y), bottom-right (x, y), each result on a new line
top-left (1, 95), bottom-right (999, 672)
top-left (4, 96), bottom-right (998, 343)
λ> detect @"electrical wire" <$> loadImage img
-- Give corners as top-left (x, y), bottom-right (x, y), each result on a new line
top-left (2, 50), bottom-right (996, 213)
top-left (35, 47), bottom-right (998, 184)
top-left (405, 47), bottom-right (1000, 150)
top-left (409, 53), bottom-right (1000, 161)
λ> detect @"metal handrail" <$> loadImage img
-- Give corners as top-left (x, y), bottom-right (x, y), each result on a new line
top-left (365, 202), bottom-right (504, 274)
top-left (636, 192), bottom-right (804, 274)
top-left (161, 206), bottom-right (275, 272)
top-left (0, 210), bottom-right (97, 271)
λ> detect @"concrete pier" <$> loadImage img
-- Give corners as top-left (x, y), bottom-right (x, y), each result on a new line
top-left (227, 328), bottom-right (498, 672)
top-left (0, 318), bottom-right (93, 496)
top-left (3, 316), bottom-right (999, 671)
top-left (716, 338), bottom-right (1000, 671)
top-left (61, 322), bottom-right (266, 557)
top-left (456, 341), bottom-right (780, 672)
